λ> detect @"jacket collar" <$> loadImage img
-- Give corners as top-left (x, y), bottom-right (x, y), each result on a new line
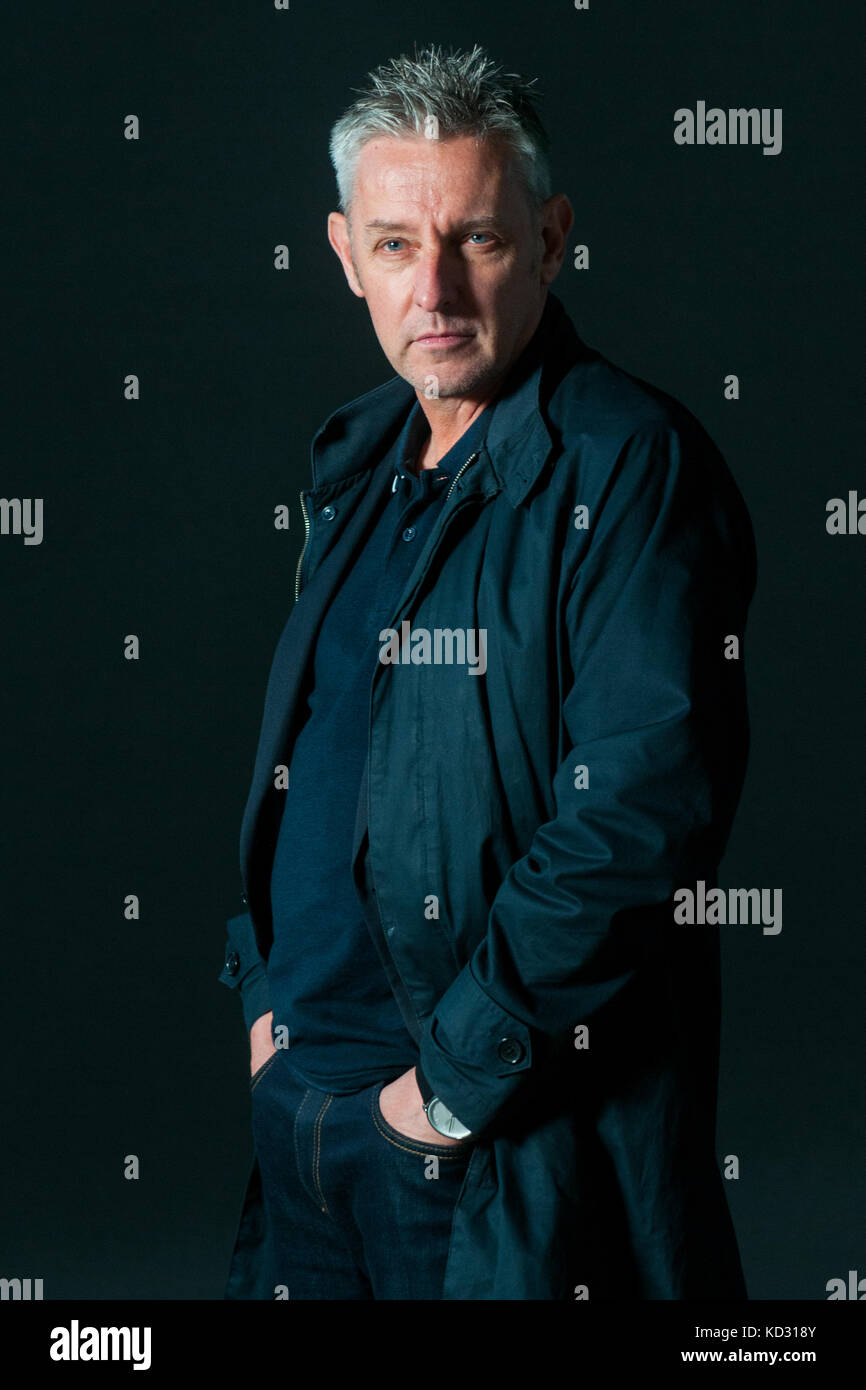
top-left (309, 292), bottom-right (589, 509)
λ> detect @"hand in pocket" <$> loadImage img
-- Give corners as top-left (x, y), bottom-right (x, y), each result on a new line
top-left (378, 1067), bottom-right (466, 1147)
top-left (249, 1010), bottom-right (277, 1078)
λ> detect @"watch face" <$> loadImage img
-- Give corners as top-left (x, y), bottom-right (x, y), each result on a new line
top-left (427, 1097), bottom-right (472, 1140)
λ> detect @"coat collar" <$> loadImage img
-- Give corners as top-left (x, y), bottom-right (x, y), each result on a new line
top-left (309, 292), bottom-right (590, 508)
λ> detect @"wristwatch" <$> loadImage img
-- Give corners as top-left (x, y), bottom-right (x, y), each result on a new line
top-left (423, 1095), bottom-right (473, 1141)
top-left (415, 1064), bottom-right (473, 1140)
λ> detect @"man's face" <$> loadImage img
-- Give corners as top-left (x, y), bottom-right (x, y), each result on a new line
top-left (328, 133), bottom-right (568, 400)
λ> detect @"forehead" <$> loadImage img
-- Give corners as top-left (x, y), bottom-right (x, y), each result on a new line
top-left (351, 132), bottom-right (519, 212)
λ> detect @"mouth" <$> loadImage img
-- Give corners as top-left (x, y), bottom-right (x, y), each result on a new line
top-left (413, 331), bottom-right (474, 349)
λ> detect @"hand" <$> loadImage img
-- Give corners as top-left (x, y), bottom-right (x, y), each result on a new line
top-left (378, 1067), bottom-right (466, 1147)
top-left (250, 1010), bottom-right (276, 1077)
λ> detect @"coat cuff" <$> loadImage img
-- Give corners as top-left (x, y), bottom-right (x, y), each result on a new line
top-left (217, 910), bottom-right (272, 1032)
top-left (417, 963), bottom-right (534, 1136)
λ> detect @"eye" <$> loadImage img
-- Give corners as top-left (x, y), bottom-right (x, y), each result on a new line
top-left (380, 238), bottom-right (405, 252)
top-left (467, 232), bottom-right (493, 244)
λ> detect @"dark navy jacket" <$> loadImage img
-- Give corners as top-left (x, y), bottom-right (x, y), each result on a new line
top-left (218, 292), bottom-right (756, 1300)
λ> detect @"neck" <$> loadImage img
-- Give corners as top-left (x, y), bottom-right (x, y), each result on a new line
top-left (413, 394), bottom-right (494, 471)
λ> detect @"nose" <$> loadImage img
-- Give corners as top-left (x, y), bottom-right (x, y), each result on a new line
top-left (413, 245), bottom-right (460, 314)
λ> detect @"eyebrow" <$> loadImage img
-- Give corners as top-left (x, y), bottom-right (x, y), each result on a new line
top-left (362, 216), bottom-right (506, 236)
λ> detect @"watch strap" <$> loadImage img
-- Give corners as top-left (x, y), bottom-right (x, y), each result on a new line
top-left (415, 1063), bottom-right (435, 1106)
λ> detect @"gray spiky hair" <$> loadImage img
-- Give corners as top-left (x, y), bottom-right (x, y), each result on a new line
top-left (329, 44), bottom-right (552, 216)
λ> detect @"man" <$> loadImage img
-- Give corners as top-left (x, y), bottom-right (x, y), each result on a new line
top-left (218, 44), bottom-right (756, 1300)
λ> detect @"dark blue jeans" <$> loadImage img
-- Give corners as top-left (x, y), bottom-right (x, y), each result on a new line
top-left (249, 1048), bottom-right (475, 1299)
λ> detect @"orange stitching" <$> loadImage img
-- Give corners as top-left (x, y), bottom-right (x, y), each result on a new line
top-left (312, 1093), bottom-right (333, 1212)
top-left (249, 1052), bottom-right (278, 1093)
top-left (293, 1089), bottom-right (312, 1186)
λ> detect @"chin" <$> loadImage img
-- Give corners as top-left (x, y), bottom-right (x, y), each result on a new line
top-left (438, 364), bottom-right (500, 399)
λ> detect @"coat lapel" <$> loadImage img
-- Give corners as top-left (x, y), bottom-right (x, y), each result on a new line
top-left (238, 440), bottom-right (404, 949)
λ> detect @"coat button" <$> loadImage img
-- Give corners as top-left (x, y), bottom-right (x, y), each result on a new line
top-left (497, 1037), bottom-right (525, 1065)
top-left (225, 950), bottom-right (240, 977)
top-left (322, 504), bottom-right (336, 521)
top-left (240, 891), bottom-right (248, 906)
top-left (402, 525), bottom-right (416, 541)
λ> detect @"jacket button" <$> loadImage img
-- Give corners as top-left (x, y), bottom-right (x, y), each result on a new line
top-left (402, 525), bottom-right (416, 542)
top-left (497, 1037), bottom-right (525, 1065)
top-left (225, 950), bottom-right (240, 977)
top-left (321, 504), bottom-right (336, 521)
top-left (240, 891), bottom-right (248, 906)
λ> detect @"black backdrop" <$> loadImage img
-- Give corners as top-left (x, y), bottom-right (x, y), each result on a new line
top-left (2, 0), bottom-right (863, 1300)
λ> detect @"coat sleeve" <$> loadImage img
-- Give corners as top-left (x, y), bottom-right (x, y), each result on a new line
top-left (416, 419), bottom-right (757, 1136)
top-left (217, 909), bottom-right (272, 1032)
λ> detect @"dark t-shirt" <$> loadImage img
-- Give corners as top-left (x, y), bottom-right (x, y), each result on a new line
top-left (266, 396), bottom-right (495, 1092)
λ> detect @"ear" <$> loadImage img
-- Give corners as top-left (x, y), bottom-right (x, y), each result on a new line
top-left (328, 212), bottom-right (365, 298)
top-left (537, 194), bottom-right (575, 287)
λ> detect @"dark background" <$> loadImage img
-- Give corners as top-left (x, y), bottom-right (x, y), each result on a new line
top-left (2, 0), bottom-right (863, 1299)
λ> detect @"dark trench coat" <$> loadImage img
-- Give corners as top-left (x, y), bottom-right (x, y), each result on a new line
top-left (219, 292), bottom-right (756, 1300)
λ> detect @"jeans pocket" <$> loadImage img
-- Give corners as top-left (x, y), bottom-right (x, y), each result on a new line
top-left (249, 1050), bottom-right (278, 1092)
top-left (370, 1081), bottom-right (474, 1160)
